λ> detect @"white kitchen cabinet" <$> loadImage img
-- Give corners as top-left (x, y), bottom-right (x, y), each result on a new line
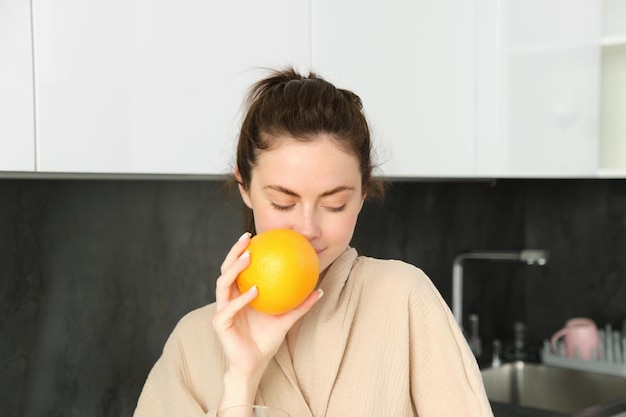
top-left (0, 0), bottom-right (35, 172)
top-left (313, 1), bottom-right (476, 178)
top-left (31, 0), bottom-right (309, 175)
top-left (475, 0), bottom-right (603, 178)
top-left (314, 0), bottom-right (603, 179)
top-left (4, 0), bottom-right (609, 178)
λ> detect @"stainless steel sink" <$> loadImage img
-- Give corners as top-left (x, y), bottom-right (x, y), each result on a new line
top-left (481, 362), bottom-right (626, 415)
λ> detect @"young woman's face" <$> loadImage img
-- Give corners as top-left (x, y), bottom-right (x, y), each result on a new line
top-left (238, 135), bottom-right (365, 273)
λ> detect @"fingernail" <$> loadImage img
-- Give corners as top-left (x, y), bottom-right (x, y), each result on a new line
top-left (238, 232), bottom-right (251, 241)
top-left (239, 251), bottom-right (250, 260)
top-left (317, 289), bottom-right (324, 300)
top-left (248, 285), bottom-right (257, 294)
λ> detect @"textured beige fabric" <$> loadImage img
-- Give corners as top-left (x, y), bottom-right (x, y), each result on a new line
top-left (134, 248), bottom-right (494, 417)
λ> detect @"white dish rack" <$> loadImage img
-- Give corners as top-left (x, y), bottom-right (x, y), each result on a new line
top-left (542, 323), bottom-right (626, 377)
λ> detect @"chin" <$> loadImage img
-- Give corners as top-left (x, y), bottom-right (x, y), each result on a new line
top-left (317, 249), bottom-right (343, 274)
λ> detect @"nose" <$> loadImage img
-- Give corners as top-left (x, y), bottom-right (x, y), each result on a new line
top-left (294, 209), bottom-right (321, 241)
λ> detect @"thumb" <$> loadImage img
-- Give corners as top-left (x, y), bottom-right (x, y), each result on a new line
top-left (281, 289), bottom-right (324, 326)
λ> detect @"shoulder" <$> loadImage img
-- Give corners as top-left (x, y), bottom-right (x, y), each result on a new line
top-left (352, 255), bottom-right (433, 290)
top-left (159, 303), bottom-right (224, 371)
top-left (168, 304), bottom-right (217, 343)
top-left (351, 255), bottom-right (452, 309)
top-left (177, 303), bottom-right (215, 325)
top-left (346, 256), bottom-right (457, 329)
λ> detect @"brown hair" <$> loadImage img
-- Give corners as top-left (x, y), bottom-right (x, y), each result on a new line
top-left (235, 68), bottom-right (384, 233)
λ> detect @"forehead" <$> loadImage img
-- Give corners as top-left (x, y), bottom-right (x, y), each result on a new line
top-left (252, 135), bottom-right (362, 186)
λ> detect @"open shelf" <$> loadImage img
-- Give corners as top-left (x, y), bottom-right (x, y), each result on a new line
top-left (599, 40), bottom-right (626, 175)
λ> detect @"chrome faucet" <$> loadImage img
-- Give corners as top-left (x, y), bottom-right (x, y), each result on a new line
top-left (451, 250), bottom-right (549, 330)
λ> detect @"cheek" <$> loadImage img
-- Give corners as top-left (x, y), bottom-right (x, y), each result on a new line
top-left (327, 210), bottom-right (360, 241)
top-left (252, 207), bottom-right (290, 234)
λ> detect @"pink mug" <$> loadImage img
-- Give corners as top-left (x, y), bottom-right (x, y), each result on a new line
top-left (550, 317), bottom-right (599, 360)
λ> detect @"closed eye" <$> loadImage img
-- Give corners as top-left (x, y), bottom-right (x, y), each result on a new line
top-left (325, 204), bottom-right (346, 213)
top-left (271, 202), bottom-right (294, 211)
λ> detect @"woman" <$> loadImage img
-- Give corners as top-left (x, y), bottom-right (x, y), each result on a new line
top-left (134, 68), bottom-right (493, 417)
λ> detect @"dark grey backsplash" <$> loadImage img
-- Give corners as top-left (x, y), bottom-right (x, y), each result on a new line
top-left (1, 178), bottom-right (625, 416)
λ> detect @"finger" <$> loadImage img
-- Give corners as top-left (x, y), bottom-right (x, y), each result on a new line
top-left (215, 251), bottom-right (250, 307)
top-left (280, 289), bottom-right (324, 327)
top-left (220, 232), bottom-right (251, 274)
top-left (213, 285), bottom-right (259, 332)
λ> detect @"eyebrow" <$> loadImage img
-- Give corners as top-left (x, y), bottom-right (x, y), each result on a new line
top-left (263, 185), bottom-right (355, 197)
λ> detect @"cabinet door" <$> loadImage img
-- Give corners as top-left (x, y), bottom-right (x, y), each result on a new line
top-left (32, 0), bottom-right (309, 175)
top-left (475, 0), bottom-right (602, 177)
top-left (313, 1), bottom-right (476, 178)
top-left (0, 0), bottom-right (35, 172)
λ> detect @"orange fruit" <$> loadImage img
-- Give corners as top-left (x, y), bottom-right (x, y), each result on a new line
top-left (236, 228), bottom-right (320, 315)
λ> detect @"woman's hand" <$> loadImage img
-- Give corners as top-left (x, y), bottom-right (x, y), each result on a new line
top-left (212, 232), bottom-right (322, 380)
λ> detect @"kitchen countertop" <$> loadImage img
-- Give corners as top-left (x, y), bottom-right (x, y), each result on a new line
top-left (491, 402), bottom-right (566, 417)
top-left (575, 398), bottom-right (626, 417)
top-left (491, 398), bottom-right (626, 417)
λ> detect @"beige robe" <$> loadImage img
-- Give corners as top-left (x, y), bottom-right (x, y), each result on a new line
top-left (134, 248), bottom-right (494, 417)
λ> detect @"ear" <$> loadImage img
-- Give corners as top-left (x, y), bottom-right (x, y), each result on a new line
top-left (235, 167), bottom-right (253, 209)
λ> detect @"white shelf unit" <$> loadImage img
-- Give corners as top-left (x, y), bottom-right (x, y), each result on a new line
top-left (598, 0), bottom-right (626, 176)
